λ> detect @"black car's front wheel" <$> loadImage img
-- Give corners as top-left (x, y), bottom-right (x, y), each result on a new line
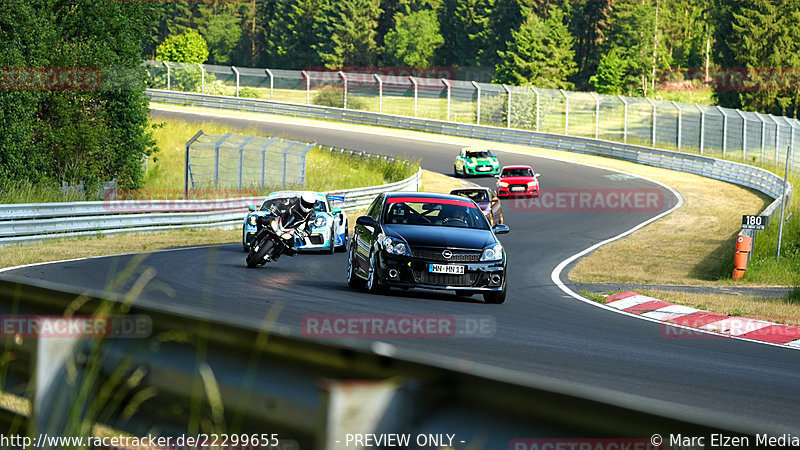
top-left (365, 251), bottom-right (385, 294)
top-left (346, 244), bottom-right (364, 288)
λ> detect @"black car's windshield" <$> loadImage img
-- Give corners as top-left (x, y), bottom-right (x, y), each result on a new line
top-left (384, 199), bottom-right (489, 229)
top-left (466, 150), bottom-right (492, 158)
top-left (454, 190), bottom-right (490, 203)
top-left (260, 197), bottom-right (327, 213)
top-left (501, 168), bottom-right (533, 177)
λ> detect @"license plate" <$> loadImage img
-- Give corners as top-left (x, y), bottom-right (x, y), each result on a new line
top-left (477, 166), bottom-right (490, 171)
top-left (511, 186), bottom-right (525, 192)
top-left (429, 264), bottom-right (465, 274)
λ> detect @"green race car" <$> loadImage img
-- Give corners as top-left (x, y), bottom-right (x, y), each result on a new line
top-left (453, 147), bottom-right (501, 177)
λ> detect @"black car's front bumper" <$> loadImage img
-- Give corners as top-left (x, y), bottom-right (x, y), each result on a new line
top-left (376, 251), bottom-right (506, 292)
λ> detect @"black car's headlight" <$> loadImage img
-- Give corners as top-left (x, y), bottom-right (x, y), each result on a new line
top-left (248, 215), bottom-right (257, 226)
top-left (480, 243), bottom-right (504, 261)
top-left (382, 236), bottom-right (411, 256)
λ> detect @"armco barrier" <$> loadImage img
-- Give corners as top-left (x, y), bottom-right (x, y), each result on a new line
top-left (0, 276), bottom-right (764, 445)
top-left (0, 168), bottom-right (420, 247)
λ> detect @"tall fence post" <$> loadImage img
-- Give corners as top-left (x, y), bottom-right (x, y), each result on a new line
top-left (590, 92), bottom-right (601, 139)
top-left (717, 106), bottom-right (728, 158)
top-left (503, 85), bottom-right (512, 128)
top-left (297, 143), bottom-right (315, 185)
top-left (232, 66), bottom-right (240, 97)
top-left (442, 79), bottom-right (451, 122)
top-left (238, 136), bottom-right (256, 190)
top-left (338, 71), bottom-right (347, 109)
top-left (532, 87), bottom-right (540, 132)
top-left (672, 101), bottom-right (682, 150)
top-left (409, 76), bottom-right (418, 117)
top-left (260, 137), bottom-right (277, 188)
top-left (184, 130), bottom-right (204, 199)
top-left (472, 81), bottom-right (481, 125)
top-left (758, 114), bottom-right (767, 163)
top-left (777, 145), bottom-right (792, 259)
top-left (374, 74), bottom-right (383, 114)
top-left (164, 61), bottom-right (171, 91)
top-left (735, 110), bottom-right (747, 161)
top-left (647, 98), bottom-right (657, 146)
top-left (214, 133), bottom-right (233, 186)
top-left (619, 95), bottom-right (629, 143)
top-left (197, 63), bottom-right (205, 94)
top-left (773, 116), bottom-right (780, 167)
top-left (560, 89), bottom-right (569, 135)
top-left (301, 70), bottom-right (310, 105)
top-left (696, 104), bottom-right (705, 155)
top-left (265, 68), bottom-right (273, 100)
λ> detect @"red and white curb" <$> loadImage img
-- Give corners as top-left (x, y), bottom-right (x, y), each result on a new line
top-left (605, 292), bottom-right (800, 347)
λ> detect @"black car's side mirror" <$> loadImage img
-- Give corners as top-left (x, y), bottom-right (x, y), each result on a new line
top-left (356, 215), bottom-right (378, 228)
top-left (492, 224), bottom-right (510, 234)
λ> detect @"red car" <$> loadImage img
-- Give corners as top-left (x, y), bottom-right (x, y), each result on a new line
top-left (450, 187), bottom-right (504, 226)
top-left (496, 165), bottom-right (540, 198)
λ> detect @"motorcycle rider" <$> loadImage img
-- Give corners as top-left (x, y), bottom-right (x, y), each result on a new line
top-left (264, 191), bottom-right (318, 257)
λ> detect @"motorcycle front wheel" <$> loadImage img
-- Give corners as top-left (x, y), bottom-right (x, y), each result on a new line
top-left (246, 240), bottom-right (275, 268)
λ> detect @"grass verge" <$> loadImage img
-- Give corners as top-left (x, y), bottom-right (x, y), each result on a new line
top-left (145, 117), bottom-right (418, 197)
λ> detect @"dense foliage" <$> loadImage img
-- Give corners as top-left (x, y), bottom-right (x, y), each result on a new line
top-left (1, 0), bottom-right (158, 191)
top-left (143, 0), bottom-right (800, 117)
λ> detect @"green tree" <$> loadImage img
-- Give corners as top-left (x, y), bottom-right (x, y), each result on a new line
top-left (263, 0), bottom-right (323, 69)
top-left (713, 0), bottom-right (800, 116)
top-left (590, 48), bottom-right (629, 95)
top-left (437, 0), bottom-right (491, 66)
top-left (155, 29), bottom-right (208, 63)
top-left (384, 9), bottom-right (444, 68)
top-left (200, 11), bottom-right (241, 65)
top-left (568, 0), bottom-right (613, 89)
top-left (313, 0), bottom-right (383, 68)
top-left (494, 6), bottom-right (576, 89)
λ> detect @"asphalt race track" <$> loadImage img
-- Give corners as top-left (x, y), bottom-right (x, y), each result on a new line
top-left (7, 109), bottom-right (800, 433)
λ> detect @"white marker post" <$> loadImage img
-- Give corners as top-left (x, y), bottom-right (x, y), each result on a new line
top-left (777, 145), bottom-right (792, 259)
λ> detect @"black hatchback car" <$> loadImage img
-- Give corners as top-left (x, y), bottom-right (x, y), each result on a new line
top-left (346, 192), bottom-right (510, 303)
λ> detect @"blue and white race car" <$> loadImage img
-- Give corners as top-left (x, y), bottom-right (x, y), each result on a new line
top-left (242, 191), bottom-right (348, 253)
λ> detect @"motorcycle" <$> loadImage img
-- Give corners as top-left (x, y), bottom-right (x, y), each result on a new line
top-left (245, 215), bottom-right (309, 268)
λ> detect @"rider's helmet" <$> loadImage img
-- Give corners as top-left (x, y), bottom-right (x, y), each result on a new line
top-left (299, 192), bottom-right (316, 213)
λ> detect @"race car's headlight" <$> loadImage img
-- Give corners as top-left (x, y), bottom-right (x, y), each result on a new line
top-left (248, 215), bottom-right (257, 226)
top-left (270, 219), bottom-right (279, 231)
top-left (281, 232), bottom-right (293, 240)
top-left (498, 181), bottom-right (509, 187)
top-left (466, 159), bottom-right (477, 167)
top-left (480, 243), bottom-right (504, 261)
top-left (314, 215), bottom-right (326, 228)
top-left (527, 180), bottom-right (538, 187)
top-left (491, 159), bottom-right (499, 166)
top-left (382, 236), bottom-right (411, 256)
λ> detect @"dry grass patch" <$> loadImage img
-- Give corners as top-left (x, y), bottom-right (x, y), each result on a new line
top-left (640, 289), bottom-right (800, 326)
top-left (571, 178), bottom-right (771, 285)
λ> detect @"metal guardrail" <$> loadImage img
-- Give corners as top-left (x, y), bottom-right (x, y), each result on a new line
top-left (0, 169), bottom-right (421, 247)
top-left (147, 89), bottom-right (793, 219)
top-left (0, 275), bottom-right (761, 447)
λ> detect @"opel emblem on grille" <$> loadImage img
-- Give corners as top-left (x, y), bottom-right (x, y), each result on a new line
top-left (442, 250), bottom-right (452, 259)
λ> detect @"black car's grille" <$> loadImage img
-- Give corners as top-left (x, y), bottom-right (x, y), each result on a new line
top-left (412, 270), bottom-right (479, 287)
top-left (412, 249), bottom-right (481, 262)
